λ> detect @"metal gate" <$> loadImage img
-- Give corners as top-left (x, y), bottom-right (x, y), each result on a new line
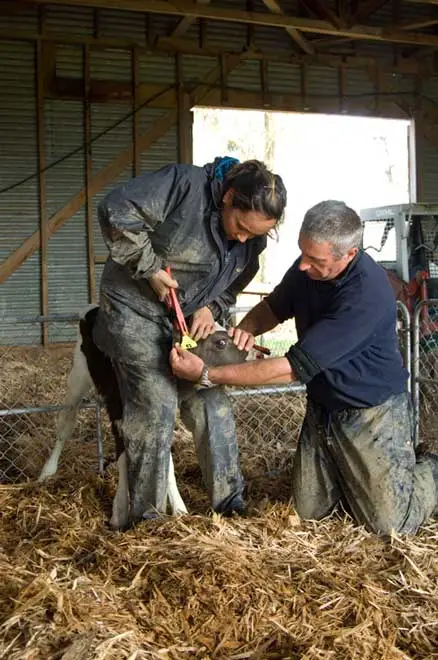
top-left (412, 299), bottom-right (438, 447)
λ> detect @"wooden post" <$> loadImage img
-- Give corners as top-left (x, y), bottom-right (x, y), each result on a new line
top-left (132, 47), bottom-right (141, 176)
top-left (176, 53), bottom-right (192, 164)
top-left (339, 63), bottom-right (347, 114)
top-left (301, 62), bottom-right (308, 111)
top-left (35, 40), bottom-right (49, 346)
top-left (220, 53), bottom-right (229, 106)
top-left (83, 45), bottom-right (96, 303)
top-left (199, 17), bottom-right (207, 49)
top-left (260, 59), bottom-right (268, 108)
top-left (411, 74), bottom-right (424, 202)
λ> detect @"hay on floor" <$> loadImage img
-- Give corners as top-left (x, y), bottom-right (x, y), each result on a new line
top-left (1, 479), bottom-right (437, 660)
top-left (0, 347), bottom-right (437, 659)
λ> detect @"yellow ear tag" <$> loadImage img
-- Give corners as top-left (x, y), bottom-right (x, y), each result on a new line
top-left (180, 334), bottom-right (198, 350)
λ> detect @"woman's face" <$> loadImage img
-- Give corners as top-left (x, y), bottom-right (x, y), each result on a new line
top-left (221, 189), bottom-right (276, 243)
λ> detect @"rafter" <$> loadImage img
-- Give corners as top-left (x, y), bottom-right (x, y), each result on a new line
top-left (0, 27), bottom-right (423, 75)
top-left (300, 0), bottom-right (346, 29)
top-left (352, 0), bottom-right (389, 24)
top-left (22, 0), bottom-right (438, 48)
top-left (261, 0), bottom-right (315, 55)
top-left (170, 0), bottom-right (210, 39)
top-left (396, 17), bottom-right (438, 30)
top-left (405, 0), bottom-right (438, 5)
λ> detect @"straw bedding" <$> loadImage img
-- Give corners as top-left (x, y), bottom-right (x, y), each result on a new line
top-left (1, 347), bottom-right (437, 660)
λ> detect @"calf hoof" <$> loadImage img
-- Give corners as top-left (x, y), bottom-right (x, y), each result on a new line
top-left (215, 494), bottom-right (247, 518)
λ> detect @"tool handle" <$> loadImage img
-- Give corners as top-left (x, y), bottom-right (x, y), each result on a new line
top-left (165, 267), bottom-right (189, 335)
top-left (253, 344), bottom-right (271, 356)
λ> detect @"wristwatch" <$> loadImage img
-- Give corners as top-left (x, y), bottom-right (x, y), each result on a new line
top-left (198, 364), bottom-right (214, 389)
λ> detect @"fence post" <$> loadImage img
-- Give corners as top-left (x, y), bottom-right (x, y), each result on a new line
top-left (397, 301), bottom-right (411, 393)
top-left (412, 301), bottom-right (423, 447)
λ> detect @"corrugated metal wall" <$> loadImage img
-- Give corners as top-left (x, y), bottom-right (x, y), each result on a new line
top-left (2, 3), bottom-right (438, 344)
top-left (0, 41), bottom-right (40, 345)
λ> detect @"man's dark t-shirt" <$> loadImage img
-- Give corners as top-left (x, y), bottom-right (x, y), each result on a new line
top-left (265, 251), bottom-right (409, 412)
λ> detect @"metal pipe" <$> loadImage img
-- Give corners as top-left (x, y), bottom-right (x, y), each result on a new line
top-left (397, 301), bottom-right (411, 393)
top-left (0, 402), bottom-right (98, 417)
top-left (229, 383), bottom-right (306, 397)
top-left (0, 313), bottom-right (80, 324)
top-left (95, 402), bottom-right (104, 476)
top-left (412, 301), bottom-right (423, 445)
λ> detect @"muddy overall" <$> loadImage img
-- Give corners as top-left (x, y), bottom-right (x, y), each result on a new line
top-left (292, 393), bottom-right (438, 535)
top-left (94, 300), bottom-right (244, 523)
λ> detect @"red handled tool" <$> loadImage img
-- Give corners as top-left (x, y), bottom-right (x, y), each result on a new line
top-left (165, 267), bottom-right (198, 350)
top-left (165, 267), bottom-right (271, 356)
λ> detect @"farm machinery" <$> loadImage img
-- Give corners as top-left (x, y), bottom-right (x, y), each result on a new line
top-left (360, 203), bottom-right (438, 338)
top-left (361, 204), bottom-right (438, 443)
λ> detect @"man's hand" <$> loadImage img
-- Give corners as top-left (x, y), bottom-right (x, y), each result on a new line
top-left (170, 345), bottom-right (205, 382)
top-left (228, 326), bottom-right (256, 351)
top-left (190, 306), bottom-right (215, 341)
top-left (148, 269), bottom-right (179, 302)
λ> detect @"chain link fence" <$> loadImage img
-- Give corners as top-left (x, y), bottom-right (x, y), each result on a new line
top-left (412, 299), bottom-right (438, 451)
top-left (0, 310), bottom-right (307, 484)
top-left (0, 315), bottom-right (105, 483)
top-left (0, 301), bottom-right (423, 485)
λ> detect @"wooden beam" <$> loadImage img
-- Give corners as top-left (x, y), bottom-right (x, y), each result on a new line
top-left (197, 80), bottom-right (409, 117)
top-left (396, 18), bottom-right (438, 30)
top-left (0, 27), bottom-right (423, 75)
top-left (0, 116), bottom-right (175, 284)
top-left (176, 52), bottom-right (192, 164)
top-left (170, 0), bottom-right (211, 38)
top-left (0, 55), bottom-right (242, 283)
top-left (405, 0), bottom-right (438, 5)
top-left (35, 41), bottom-right (49, 346)
top-left (408, 120), bottom-right (421, 201)
top-left (23, 0), bottom-right (438, 48)
top-left (83, 45), bottom-right (96, 303)
top-left (260, 0), bottom-right (315, 54)
top-left (132, 47), bottom-right (141, 176)
top-left (301, 0), bottom-right (346, 29)
top-left (352, 0), bottom-right (389, 23)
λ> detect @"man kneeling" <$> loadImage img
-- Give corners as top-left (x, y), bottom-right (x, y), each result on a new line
top-left (170, 200), bottom-right (438, 536)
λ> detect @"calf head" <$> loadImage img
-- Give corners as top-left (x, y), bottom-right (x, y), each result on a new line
top-left (191, 330), bottom-right (248, 366)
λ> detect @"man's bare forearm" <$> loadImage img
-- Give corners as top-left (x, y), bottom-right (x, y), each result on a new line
top-left (208, 356), bottom-right (294, 387)
top-left (237, 299), bottom-right (279, 337)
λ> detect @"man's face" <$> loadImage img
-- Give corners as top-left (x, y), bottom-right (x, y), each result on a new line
top-left (221, 189), bottom-right (276, 243)
top-left (298, 232), bottom-right (358, 281)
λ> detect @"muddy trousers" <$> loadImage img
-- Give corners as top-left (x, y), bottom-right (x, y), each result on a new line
top-left (113, 357), bottom-right (244, 523)
top-left (291, 392), bottom-right (438, 535)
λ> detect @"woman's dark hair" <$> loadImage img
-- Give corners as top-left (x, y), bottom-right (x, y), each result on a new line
top-left (222, 159), bottom-right (287, 225)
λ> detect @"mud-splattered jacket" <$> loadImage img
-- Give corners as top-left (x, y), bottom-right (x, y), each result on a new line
top-left (97, 160), bottom-right (266, 322)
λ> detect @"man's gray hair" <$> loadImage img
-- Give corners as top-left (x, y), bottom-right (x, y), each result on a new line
top-left (300, 200), bottom-right (363, 258)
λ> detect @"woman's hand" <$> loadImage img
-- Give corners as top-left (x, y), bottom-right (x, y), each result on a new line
top-left (148, 269), bottom-right (179, 302)
top-left (190, 306), bottom-right (215, 341)
top-left (228, 326), bottom-right (256, 351)
top-left (170, 345), bottom-right (205, 382)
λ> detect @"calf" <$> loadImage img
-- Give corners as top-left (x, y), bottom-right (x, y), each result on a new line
top-left (38, 305), bottom-right (249, 529)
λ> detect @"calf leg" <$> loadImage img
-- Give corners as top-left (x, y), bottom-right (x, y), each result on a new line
top-left (110, 448), bottom-right (187, 530)
top-left (38, 340), bottom-right (93, 481)
top-left (110, 450), bottom-right (130, 530)
top-left (167, 451), bottom-right (188, 515)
